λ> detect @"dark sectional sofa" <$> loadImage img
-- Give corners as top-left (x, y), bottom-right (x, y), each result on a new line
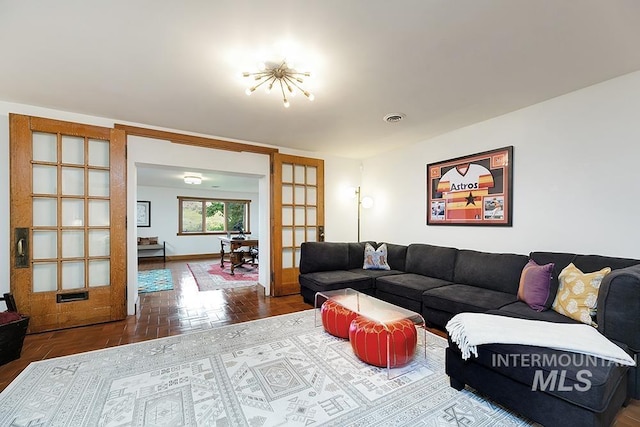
top-left (298, 241), bottom-right (640, 427)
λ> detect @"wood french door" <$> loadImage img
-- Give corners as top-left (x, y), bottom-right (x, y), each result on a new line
top-left (271, 153), bottom-right (324, 296)
top-left (9, 114), bottom-right (127, 333)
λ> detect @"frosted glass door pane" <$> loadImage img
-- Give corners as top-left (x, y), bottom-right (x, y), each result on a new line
top-left (61, 167), bottom-right (84, 195)
top-left (62, 231), bottom-right (84, 258)
top-left (307, 188), bottom-right (317, 205)
top-left (62, 261), bottom-right (85, 289)
top-left (62, 136), bottom-right (84, 165)
top-left (282, 206), bottom-right (293, 226)
top-left (282, 248), bottom-right (293, 268)
top-left (306, 227), bottom-right (317, 242)
top-left (294, 186), bottom-right (305, 204)
top-left (295, 227), bottom-right (305, 246)
top-left (33, 198), bottom-right (57, 227)
top-left (33, 263), bottom-right (58, 292)
top-left (295, 248), bottom-right (301, 268)
top-left (88, 139), bottom-right (109, 167)
top-left (89, 260), bottom-right (110, 287)
top-left (89, 200), bottom-right (110, 226)
top-left (32, 132), bottom-right (57, 162)
top-left (62, 199), bottom-right (84, 226)
top-left (282, 228), bottom-right (293, 246)
top-left (294, 165), bottom-right (305, 183)
top-left (33, 165), bottom-right (57, 194)
top-left (33, 231), bottom-right (57, 259)
top-left (294, 207), bottom-right (305, 225)
top-left (282, 185), bottom-right (293, 204)
top-left (282, 164), bottom-right (293, 182)
top-left (307, 207), bottom-right (317, 225)
top-left (89, 230), bottom-right (110, 256)
top-left (88, 170), bottom-right (109, 197)
top-left (306, 167), bottom-right (317, 185)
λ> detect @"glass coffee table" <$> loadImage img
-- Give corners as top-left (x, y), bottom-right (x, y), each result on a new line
top-left (315, 288), bottom-right (426, 378)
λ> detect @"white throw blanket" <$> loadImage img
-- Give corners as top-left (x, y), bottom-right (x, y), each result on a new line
top-left (446, 313), bottom-right (636, 366)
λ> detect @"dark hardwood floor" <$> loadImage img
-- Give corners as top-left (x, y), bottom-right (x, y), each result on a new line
top-left (1, 258), bottom-right (638, 426)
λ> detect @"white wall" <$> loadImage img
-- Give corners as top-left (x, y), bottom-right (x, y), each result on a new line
top-left (361, 71), bottom-right (640, 259)
top-left (136, 185), bottom-right (259, 257)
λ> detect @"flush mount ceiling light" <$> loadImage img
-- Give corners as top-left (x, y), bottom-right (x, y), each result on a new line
top-left (184, 175), bottom-right (202, 185)
top-left (243, 60), bottom-right (314, 108)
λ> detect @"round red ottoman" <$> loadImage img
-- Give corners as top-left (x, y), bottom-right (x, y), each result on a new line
top-left (348, 316), bottom-right (417, 368)
top-left (320, 300), bottom-right (358, 339)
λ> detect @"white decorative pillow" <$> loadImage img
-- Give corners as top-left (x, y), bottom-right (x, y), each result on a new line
top-left (363, 243), bottom-right (391, 270)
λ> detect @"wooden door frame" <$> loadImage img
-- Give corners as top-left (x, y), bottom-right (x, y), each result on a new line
top-left (115, 124), bottom-right (322, 299)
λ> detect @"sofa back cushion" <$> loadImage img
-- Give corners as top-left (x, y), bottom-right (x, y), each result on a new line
top-left (381, 242), bottom-right (408, 271)
top-left (300, 242), bottom-right (349, 274)
top-left (454, 250), bottom-right (528, 294)
top-left (530, 252), bottom-right (640, 308)
top-left (405, 244), bottom-right (458, 281)
top-left (347, 242), bottom-right (374, 270)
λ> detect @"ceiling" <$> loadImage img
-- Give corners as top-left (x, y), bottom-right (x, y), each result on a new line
top-left (137, 164), bottom-right (260, 192)
top-left (2, 0), bottom-right (640, 161)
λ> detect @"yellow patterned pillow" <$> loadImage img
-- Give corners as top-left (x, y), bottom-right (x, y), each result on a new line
top-left (552, 263), bottom-right (611, 326)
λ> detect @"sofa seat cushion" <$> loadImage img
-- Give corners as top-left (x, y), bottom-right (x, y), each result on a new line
top-left (348, 268), bottom-right (405, 280)
top-left (376, 273), bottom-right (451, 301)
top-left (491, 302), bottom-right (580, 324)
top-left (423, 284), bottom-right (517, 314)
top-left (448, 340), bottom-right (629, 412)
top-left (299, 271), bottom-right (373, 293)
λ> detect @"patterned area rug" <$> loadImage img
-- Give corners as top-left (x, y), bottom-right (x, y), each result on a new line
top-left (188, 262), bottom-right (258, 291)
top-left (0, 310), bottom-right (534, 426)
top-left (137, 269), bottom-right (174, 293)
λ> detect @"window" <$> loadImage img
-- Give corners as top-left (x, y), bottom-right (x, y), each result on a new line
top-left (178, 197), bottom-right (250, 235)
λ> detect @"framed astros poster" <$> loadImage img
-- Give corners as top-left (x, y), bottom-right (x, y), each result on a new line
top-left (427, 146), bottom-right (513, 226)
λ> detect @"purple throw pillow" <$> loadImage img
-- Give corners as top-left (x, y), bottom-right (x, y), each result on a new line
top-left (517, 260), bottom-right (555, 312)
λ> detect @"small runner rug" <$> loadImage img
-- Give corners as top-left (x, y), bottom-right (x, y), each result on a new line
top-left (0, 310), bottom-right (533, 426)
top-left (188, 262), bottom-right (258, 291)
top-left (137, 269), bottom-right (174, 293)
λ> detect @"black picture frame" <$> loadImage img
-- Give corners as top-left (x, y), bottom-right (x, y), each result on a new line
top-left (136, 201), bottom-right (151, 227)
top-left (427, 146), bottom-right (513, 226)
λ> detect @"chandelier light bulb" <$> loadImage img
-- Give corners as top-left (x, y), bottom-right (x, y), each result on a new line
top-left (283, 98), bottom-right (290, 108)
top-left (304, 91), bottom-right (315, 101)
top-left (245, 87), bottom-right (254, 96)
top-left (258, 62), bottom-right (266, 71)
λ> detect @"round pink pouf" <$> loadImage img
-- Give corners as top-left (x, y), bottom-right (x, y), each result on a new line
top-left (320, 299), bottom-right (358, 339)
top-left (348, 316), bottom-right (417, 368)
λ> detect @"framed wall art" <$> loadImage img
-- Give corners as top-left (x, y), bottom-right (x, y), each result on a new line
top-left (136, 201), bottom-right (151, 227)
top-left (427, 146), bottom-right (513, 226)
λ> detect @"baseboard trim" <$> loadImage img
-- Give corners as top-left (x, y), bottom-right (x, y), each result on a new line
top-left (166, 253), bottom-right (222, 262)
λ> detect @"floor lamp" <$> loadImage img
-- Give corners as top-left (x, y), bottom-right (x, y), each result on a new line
top-left (355, 186), bottom-right (373, 242)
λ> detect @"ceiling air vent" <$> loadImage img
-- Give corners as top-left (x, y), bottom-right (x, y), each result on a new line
top-left (383, 113), bottom-right (406, 123)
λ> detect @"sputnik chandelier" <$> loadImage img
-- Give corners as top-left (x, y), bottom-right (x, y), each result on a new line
top-left (243, 60), bottom-right (314, 108)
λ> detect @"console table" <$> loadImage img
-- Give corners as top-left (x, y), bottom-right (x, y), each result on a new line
top-left (137, 242), bottom-right (166, 263)
top-left (219, 237), bottom-right (258, 275)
